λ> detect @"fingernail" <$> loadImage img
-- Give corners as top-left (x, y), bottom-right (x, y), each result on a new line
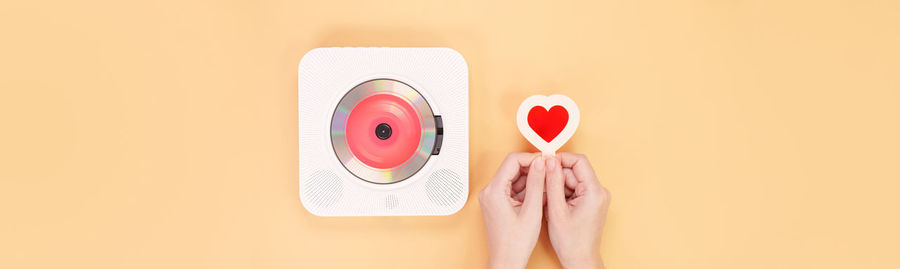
top-left (534, 157), bottom-right (545, 171)
top-left (546, 157), bottom-right (556, 171)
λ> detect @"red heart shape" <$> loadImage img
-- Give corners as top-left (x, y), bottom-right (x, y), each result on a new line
top-left (527, 106), bottom-right (569, 142)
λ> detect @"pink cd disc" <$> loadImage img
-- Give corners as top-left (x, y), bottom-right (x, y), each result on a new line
top-left (345, 94), bottom-right (421, 169)
top-left (330, 79), bottom-right (437, 184)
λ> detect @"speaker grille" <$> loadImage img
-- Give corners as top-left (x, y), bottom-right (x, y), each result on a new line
top-left (303, 170), bottom-right (343, 208)
top-left (425, 169), bottom-right (464, 206)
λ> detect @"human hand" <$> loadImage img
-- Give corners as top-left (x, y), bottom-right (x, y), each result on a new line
top-left (544, 153), bottom-right (610, 269)
top-left (478, 152), bottom-right (545, 269)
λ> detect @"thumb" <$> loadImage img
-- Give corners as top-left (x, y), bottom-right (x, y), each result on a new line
top-left (544, 156), bottom-right (568, 220)
top-left (520, 156), bottom-right (546, 220)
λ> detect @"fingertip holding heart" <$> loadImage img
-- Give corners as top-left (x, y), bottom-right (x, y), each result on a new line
top-left (516, 94), bottom-right (580, 156)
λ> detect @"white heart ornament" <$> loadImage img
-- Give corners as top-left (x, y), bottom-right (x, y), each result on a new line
top-left (516, 94), bottom-right (580, 155)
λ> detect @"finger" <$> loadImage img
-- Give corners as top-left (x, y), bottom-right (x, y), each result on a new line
top-left (562, 168), bottom-right (576, 197)
top-left (520, 156), bottom-right (546, 220)
top-left (490, 153), bottom-right (540, 189)
top-left (514, 189), bottom-right (544, 204)
top-left (544, 156), bottom-right (568, 219)
top-left (514, 189), bottom-right (525, 202)
top-left (512, 175), bottom-right (527, 193)
top-left (557, 152), bottom-right (597, 184)
top-left (563, 168), bottom-right (578, 190)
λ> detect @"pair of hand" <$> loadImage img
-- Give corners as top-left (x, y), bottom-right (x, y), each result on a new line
top-left (479, 153), bottom-right (610, 269)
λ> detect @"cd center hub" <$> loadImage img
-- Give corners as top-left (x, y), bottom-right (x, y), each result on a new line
top-left (375, 123), bottom-right (391, 140)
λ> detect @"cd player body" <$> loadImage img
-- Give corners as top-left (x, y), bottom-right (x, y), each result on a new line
top-left (298, 47), bottom-right (469, 216)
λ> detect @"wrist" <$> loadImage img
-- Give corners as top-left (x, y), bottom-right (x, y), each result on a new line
top-left (488, 252), bottom-right (529, 269)
top-left (560, 253), bottom-right (601, 269)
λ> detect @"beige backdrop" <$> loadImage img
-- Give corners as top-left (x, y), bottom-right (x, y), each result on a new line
top-left (2, 0), bottom-right (899, 268)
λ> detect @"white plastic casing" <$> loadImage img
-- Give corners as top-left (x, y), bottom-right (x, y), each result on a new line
top-left (298, 47), bottom-right (469, 216)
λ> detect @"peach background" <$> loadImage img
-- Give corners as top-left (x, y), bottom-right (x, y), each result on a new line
top-left (2, 0), bottom-right (899, 268)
